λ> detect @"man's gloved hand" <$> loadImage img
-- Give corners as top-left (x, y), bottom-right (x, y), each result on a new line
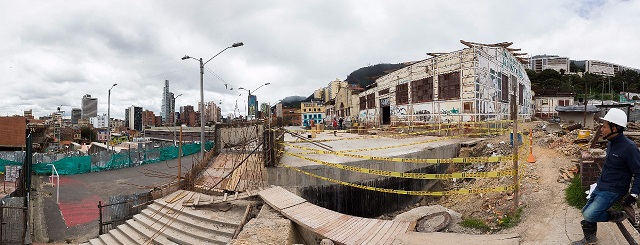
top-left (622, 195), bottom-right (637, 207)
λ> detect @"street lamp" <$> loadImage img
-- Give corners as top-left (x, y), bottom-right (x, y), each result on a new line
top-left (238, 82), bottom-right (270, 120)
top-left (107, 83), bottom-right (117, 151)
top-left (172, 93), bottom-right (183, 146)
top-left (181, 42), bottom-right (244, 159)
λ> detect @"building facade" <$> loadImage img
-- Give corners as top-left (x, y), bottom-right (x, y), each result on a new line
top-left (81, 94), bottom-right (98, 119)
top-left (533, 91), bottom-right (575, 119)
top-left (583, 60), bottom-right (639, 77)
top-left (528, 55), bottom-right (570, 73)
top-left (127, 106), bottom-right (143, 131)
top-left (71, 108), bottom-right (81, 124)
top-left (91, 114), bottom-right (108, 128)
top-left (358, 41), bottom-right (533, 126)
top-left (301, 101), bottom-right (326, 127)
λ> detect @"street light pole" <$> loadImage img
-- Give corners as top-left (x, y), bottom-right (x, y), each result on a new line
top-left (182, 42), bottom-right (244, 160)
top-left (172, 94), bottom-right (182, 146)
top-left (107, 83), bottom-right (117, 151)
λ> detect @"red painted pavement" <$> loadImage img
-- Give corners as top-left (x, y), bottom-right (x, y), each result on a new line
top-left (58, 195), bottom-right (103, 227)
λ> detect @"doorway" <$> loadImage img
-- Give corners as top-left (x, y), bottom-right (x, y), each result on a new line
top-left (382, 106), bottom-right (390, 125)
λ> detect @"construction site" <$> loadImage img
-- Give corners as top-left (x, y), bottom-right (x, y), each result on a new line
top-left (4, 115), bottom-right (640, 244)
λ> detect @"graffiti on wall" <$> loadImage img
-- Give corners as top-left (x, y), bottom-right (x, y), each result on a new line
top-left (391, 105), bottom-right (407, 116)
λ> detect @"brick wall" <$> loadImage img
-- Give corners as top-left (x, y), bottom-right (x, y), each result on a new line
top-left (580, 151), bottom-right (604, 191)
top-left (0, 116), bottom-right (27, 147)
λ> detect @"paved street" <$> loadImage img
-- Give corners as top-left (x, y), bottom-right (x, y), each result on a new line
top-left (34, 154), bottom-right (200, 243)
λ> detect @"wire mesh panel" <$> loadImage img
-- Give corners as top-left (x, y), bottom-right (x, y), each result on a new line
top-left (0, 197), bottom-right (27, 245)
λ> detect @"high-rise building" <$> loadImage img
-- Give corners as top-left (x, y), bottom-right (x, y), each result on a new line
top-left (161, 80), bottom-right (173, 124)
top-left (71, 108), bottom-right (81, 124)
top-left (528, 55), bottom-right (570, 73)
top-left (127, 106), bottom-right (143, 131)
top-left (202, 101), bottom-right (220, 123)
top-left (81, 94), bottom-right (98, 119)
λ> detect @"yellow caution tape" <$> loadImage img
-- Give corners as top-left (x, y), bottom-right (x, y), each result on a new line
top-left (283, 143), bottom-right (513, 164)
top-left (283, 165), bottom-right (517, 196)
top-left (281, 151), bottom-right (516, 180)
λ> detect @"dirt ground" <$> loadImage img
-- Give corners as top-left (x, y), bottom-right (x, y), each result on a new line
top-left (413, 121), bottom-right (640, 244)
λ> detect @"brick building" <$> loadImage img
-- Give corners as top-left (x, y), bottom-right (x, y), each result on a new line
top-left (0, 116), bottom-right (27, 151)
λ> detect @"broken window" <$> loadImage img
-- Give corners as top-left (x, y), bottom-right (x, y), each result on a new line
top-left (411, 77), bottom-right (434, 103)
top-left (367, 93), bottom-right (376, 109)
top-left (438, 71), bottom-right (460, 100)
top-left (519, 83), bottom-right (524, 105)
top-left (501, 74), bottom-right (509, 101)
top-left (396, 83), bottom-right (409, 105)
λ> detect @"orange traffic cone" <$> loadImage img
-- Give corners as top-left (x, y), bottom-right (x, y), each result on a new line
top-left (527, 131), bottom-right (536, 163)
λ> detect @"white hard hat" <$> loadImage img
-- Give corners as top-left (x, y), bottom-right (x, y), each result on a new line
top-left (601, 108), bottom-right (627, 128)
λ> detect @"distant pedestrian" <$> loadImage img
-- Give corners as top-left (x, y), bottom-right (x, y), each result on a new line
top-left (338, 117), bottom-right (344, 130)
top-left (332, 117), bottom-right (337, 129)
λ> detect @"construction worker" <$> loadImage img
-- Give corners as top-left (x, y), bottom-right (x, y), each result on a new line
top-left (572, 108), bottom-right (640, 245)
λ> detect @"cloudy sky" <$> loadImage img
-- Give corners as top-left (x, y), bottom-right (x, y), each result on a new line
top-left (1, 0), bottom-right (639, 119)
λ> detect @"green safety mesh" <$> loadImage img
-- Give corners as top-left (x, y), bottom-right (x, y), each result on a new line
top-left (0, 158), bottom-right (21, 173)
top-left (1, 142), bottom-right (214, 175)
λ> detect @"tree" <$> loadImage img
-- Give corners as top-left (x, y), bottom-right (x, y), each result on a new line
top-left (80, 126), bottom-right (97, 142)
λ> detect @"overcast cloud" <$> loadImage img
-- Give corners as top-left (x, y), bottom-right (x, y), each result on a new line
top-left (1, 0), bottom-right (639, 119)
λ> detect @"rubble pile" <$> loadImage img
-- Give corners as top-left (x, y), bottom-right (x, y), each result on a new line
top-left (558, 163), bottom-right (580, 183)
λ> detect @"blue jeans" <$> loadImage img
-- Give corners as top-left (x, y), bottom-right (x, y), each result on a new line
top-left (582, 188), bottom-right (624, 222)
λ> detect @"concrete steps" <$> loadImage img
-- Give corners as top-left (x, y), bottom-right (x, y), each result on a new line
top-left (80, 190), bottom-right (247, 245)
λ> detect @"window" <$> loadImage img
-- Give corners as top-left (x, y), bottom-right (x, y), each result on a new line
top-left (518, 83), bottom-right (524, 105)
top-left (396, 83), bottom-right (409, 105)
top-left (379, 88), bottom-right (389, 96)
top-left (360, 96), bottom-right (366, 110)
top-left (411, 77), bottom-right (434, 103)
top-left (367, 93), bottom-right (376, 109)
top-left (438, 72), bottom-right (460, 100)
top-left (463, 102), bottom-right (473, 113)
top-left (501, 74), bottom-right (509, 101)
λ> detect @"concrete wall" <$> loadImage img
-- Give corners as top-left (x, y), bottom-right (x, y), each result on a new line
top-left (266, 142), bottom-right (460, 188)
top-left (266, 142), bottom-right (460, 217)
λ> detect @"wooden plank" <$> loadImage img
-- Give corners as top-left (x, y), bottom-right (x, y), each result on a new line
top-left (302, 207), bottom-right (337, 229)
top-left (259, 186), bottom-right (306, 211)
top-left (332, 217), bottom-right (370, 243)
top-left (324, 216), bottom-right (360, 240)
top-left (382, 222), bottom-right (412, 245)
top-left (356, 220), bottom-right (392, 244)
top-left (316, 215), bottom-right (350, 236)
top-left (345, 219), bottom-right (383, 245)
top-left (376, 221), bottom-right (402, 245)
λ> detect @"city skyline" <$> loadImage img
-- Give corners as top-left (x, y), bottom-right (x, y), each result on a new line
top-left (2, 1), bottom-right (640, 119)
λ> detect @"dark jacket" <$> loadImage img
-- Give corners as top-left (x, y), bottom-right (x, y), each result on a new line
top-left (597, 133), bottom-right (640, 195)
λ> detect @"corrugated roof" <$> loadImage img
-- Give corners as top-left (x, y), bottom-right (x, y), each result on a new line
top-left (555, 105), bottom-right (601, 113)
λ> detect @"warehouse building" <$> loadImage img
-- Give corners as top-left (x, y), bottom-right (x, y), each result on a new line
top-left (358, 40), bottom-right (533, 126)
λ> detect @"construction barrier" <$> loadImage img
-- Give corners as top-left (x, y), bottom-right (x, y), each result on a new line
top-left (284, 165), bottom-right (517, 196)
top-left (280, 124), bottom-right (532, 196)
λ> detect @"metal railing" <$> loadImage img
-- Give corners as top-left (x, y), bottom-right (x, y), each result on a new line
top-left (97, 192), bottom-right (152, 235)
top-left (47, 164), bottom-right (60, 203)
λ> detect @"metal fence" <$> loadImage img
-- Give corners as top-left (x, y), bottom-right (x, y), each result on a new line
top-left (98, 192), bottom-right (152, 235)
top-left (0, 197), bottom-right (27, 245)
